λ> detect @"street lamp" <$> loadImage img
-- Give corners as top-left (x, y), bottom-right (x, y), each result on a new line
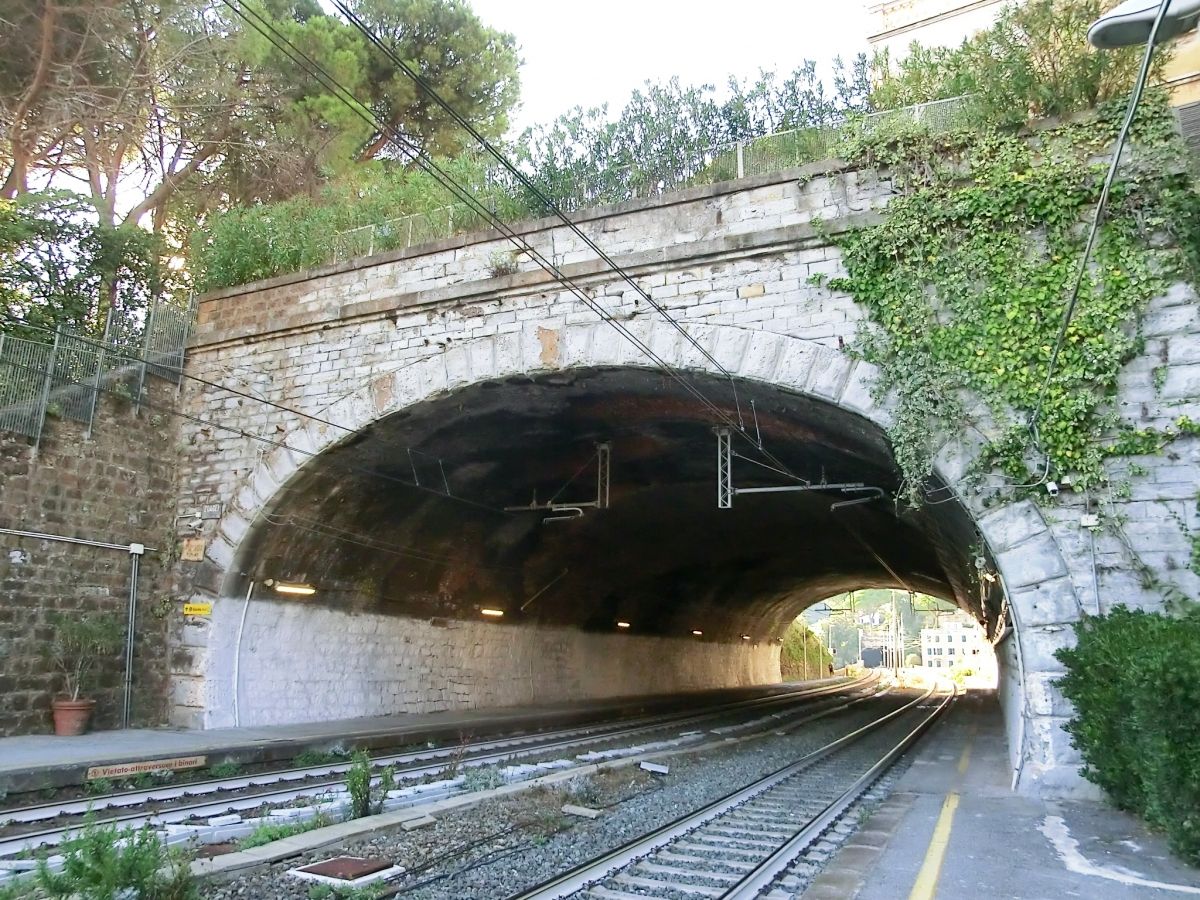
top-left (1088, 0), bottom-right (1200, 49)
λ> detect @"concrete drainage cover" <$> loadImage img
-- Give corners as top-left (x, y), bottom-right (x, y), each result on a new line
top-left (289, 856), bottom-right (404, 887)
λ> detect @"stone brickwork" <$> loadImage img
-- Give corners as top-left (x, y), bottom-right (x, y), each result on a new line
top-left (188, 596), bottom-right (780, 727)
top-left (176, 163), bottom-right (1200, 797)
top-left (0, 381), bottom-right (179, 735)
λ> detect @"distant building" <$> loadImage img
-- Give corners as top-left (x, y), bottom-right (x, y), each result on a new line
top-left (864, 0), bottom-right (1200, 107)
top-left (919, 613), bottom-right (996, 680)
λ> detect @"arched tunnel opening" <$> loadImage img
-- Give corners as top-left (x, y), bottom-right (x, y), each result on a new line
top-left (218, 367), bottom-right (1010, 740)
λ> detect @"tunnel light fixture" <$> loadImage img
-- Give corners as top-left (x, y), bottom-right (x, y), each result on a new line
top-left (616, 621), bottom-right (631, 629)
top-left (691, 630), bottom-right (703, 636)
top-left (741, 634), bottom-right (751, 641)
top-left (268, 580), bottom-right (316, 596)
top-left (480, 608), bottom-right (505, 618)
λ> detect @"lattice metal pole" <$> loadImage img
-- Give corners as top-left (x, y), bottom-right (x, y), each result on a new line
top-left (716, 427), bottom-right (733, 509)
top-left (596, 442), bottom-right (611, 509)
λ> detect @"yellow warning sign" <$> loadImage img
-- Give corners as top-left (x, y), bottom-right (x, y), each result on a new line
top-left (183, 602), bottom-right (213, 617)
top-left (87, 756), bottom-right (207, 780)
top-left (180, 537), bottom-right (206, 561)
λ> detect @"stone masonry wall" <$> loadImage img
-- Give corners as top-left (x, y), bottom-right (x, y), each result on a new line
top-left (0, 380), bottom-right (179, 735)
top-left (189, 595), bottom-right (781, 728)
top-left (176, 164), bottom-right (1200, 795)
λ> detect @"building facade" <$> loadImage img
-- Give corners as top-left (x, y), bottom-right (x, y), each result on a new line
top-left (920, 613), bottom-right (997, 682)
top-left (865, 0), bottom-right (1200, 106)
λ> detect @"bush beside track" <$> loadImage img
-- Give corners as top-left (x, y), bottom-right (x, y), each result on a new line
top-left (1057, 606), bottom-right (1200, 863)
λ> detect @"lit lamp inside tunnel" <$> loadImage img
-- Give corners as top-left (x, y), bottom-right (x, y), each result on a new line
top-left (265, 579), bottom-right (316, 596)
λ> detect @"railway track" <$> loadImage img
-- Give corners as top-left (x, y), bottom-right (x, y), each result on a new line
top-left (0, 676), bottom-right (879, 858)
top-left (510, 685), bottom-right (953, 900)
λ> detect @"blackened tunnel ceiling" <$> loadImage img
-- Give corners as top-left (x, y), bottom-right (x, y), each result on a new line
top-left (234, 367), bottom-right (995, 640)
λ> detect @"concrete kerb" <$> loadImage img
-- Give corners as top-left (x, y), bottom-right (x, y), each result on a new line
top-left (0, 688), bottom-right (775, 796)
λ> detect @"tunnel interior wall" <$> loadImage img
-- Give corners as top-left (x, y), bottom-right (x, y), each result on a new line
top-left (188, 596), bottom-right (782, 728)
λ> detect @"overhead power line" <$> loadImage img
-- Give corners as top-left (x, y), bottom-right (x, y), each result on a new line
top-left (1029, 0), bottom-right (1172, 436)
top-left (0, 352), bottom-right (511, 517)
top-left (328, 0), bottom-right (745, 427)
top-left (0, 313), bottom-right (513, 518)
top-left (218, 0), bottom-right (803, 483)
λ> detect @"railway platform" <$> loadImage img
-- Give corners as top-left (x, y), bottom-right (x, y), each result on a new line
top-left (0, 679), bottom-right (845, 795)
top-left (806, 693), bottom-right (1200, 899)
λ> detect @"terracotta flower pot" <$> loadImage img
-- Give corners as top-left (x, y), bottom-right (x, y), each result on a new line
top-left (51, 698), bottom-right (96, 736)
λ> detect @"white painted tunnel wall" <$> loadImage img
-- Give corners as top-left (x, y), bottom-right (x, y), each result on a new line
top-left (193, 596), bottom-right (782, 728)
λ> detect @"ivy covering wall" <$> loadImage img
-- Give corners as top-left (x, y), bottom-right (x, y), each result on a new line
top-left (826, 97), bottom-right (1200, 507)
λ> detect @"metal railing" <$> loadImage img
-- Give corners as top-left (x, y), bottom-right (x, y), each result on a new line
top-left (328, 96), bottom-right (976, 265)
top-left (0, 297), bottom-right (196, 447)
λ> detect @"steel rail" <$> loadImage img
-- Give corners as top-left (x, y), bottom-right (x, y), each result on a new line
top-left (510, 684), bottom-right (949, 900)
top-left (0, 677), bottom-right (879, 856)
top-left (721, 685), bottom-right (956, 899)
top-left (1, 677), bottom-right (872, 826)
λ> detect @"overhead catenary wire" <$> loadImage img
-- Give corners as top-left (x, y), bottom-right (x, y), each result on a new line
top-left (217, 0), bottom-right (803, 482)
top-left (0, 352), bottom-right (513, 517)
top-left (0, 313), bottom-right (512, 518)
top-left (1028, 0), bottom-right (1172, 437)
top-left (260, 510), bottom-right (524, 573)
top-left (328, 0), bottom-right (746, 429)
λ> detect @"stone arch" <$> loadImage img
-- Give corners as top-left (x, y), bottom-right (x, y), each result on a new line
top-left (189, 319), bottom-right (1083, 794)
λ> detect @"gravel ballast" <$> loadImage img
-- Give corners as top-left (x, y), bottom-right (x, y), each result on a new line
top-left (200, 692), bottom-right (923, 900)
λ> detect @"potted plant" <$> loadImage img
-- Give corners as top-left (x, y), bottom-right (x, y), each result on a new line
top-left (46, 611), bottom-right (123, 736)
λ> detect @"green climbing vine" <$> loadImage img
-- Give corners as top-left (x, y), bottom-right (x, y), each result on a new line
top-left (826, 95), bottom-right (1200, 506)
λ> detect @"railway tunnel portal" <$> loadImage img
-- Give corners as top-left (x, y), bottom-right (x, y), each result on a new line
top-left (173, 166), bottom-right (1200, 799)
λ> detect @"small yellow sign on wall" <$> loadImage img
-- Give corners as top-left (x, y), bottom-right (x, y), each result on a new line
top-left (180, 537), bottom-right (206, 562)
top-left (183, 602), bottom-right (213, 617)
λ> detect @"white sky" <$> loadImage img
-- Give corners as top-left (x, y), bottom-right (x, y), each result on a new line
top-left (465, 1), bottom-right (874, 134)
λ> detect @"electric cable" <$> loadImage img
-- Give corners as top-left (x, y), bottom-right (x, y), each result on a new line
top-left (0, 313), bottom-right (514, 518)
top-left (259, 509), bottom-right (524, 573)
top-left (218, 0), bottom-right (803, 482)
top-left (219, 0), bottom-right (723, 420)
top-left (545, 448), bottom-right (600, 506)
top-left (1028, 0), bottom-right (1172, 437)
top-left (0, 352), bottom-right (513, 516)
top-left (329, 0), bottom-right (747, 428)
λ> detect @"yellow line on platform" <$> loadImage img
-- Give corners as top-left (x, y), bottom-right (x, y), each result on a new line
top-left (908, 726), bottom-right (976, 900)
top-left (907, 792), bottom-right (960, 900)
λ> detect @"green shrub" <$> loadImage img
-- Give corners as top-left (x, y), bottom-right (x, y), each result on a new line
top-left (207, 760), bottom-right (242, 779)
top-left (1057, 607), bottom-right (1200, 863)
top-left (239, 814), bottom-right (330, 850)
top-left (33, 819), bottom-right (195, 899)
top-left (345, 750), bottom-right (373, 820)
top-left (870, 0), bottom-right (1170, 122)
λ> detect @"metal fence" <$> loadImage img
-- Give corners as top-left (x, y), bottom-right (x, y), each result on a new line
top-left (328, 96), bottom-right (976, 267)
top-left (0, 296), bottom-right (196, 447)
